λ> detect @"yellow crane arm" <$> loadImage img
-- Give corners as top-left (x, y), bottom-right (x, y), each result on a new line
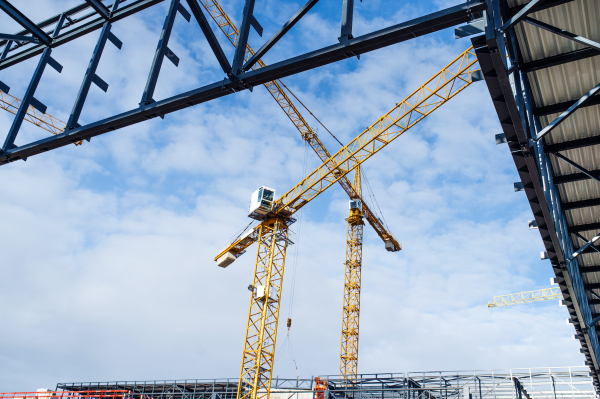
top-left (215, 46), bottom-right (479, 262)
top-left (0, 89), bottom-right (83, 145)
top-left (198, 0), bottom-right (400, 251)
top-left (488, 287), bottom-right (562, 308)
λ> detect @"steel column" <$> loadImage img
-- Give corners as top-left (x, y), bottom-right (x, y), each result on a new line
top-left (1, 14), bottom-right (66, 153)
top-left (231, 0), bottom-right (257, 76)
top-left (67, 12), bottom-right (122, 130)
top-left (140, 0), bottom-right (189, 105)
top-left (340, 0), bottom-right (354, 40)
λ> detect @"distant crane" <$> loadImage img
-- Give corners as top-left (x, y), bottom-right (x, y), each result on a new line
top-left (487, 287), bottom-right (563, 308)
top-left (215, 46), bottom-right (479, 399)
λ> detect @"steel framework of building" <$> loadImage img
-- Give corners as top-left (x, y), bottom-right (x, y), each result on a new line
top-left (0, 0), bottom-right (484, 164)
top-left (55, 367), bottom-right (596, 399)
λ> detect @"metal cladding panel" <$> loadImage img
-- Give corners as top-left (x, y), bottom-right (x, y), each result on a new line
top-left (540, 105), bottom-right (600, 145)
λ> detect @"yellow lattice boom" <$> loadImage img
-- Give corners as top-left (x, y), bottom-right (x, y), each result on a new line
top-left (0, 90), bottom-right (83, 145)
top-left (198, 0), bottom-right (400, 252)
top-left (215, 46), bottom-right (479, 263)
top-left (487, 287), bottom-right (562, 308)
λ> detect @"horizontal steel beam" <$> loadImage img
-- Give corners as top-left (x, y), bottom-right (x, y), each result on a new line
top-left (562, 198), bottom-right (600, 211)
top-left (544, 135), bottom-right (600, 152)
top-left (0, 0), bottom-right (164, 70)
top-left (536, 95), bottom-right (600, 117)
top-left (522, 47), bottom-right (599, 72)
top-left (586, 283), bottom-right (600, 290)
top-left (571, 223), bottom-right (600, 233)
top-left (0, 0), bottom-right (486, 164)
top-left (554, 170), bottom-right (600, 185)
top-left (581, 266), bottom-right (600, 274)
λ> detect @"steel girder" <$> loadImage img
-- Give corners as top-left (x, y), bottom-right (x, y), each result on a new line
top-left (0, 0), bottom-right (486, 165)
top-left (475, 0), bottom-right (600, 388)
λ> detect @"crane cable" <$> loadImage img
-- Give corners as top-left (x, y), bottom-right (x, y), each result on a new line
top-left (274, 142), bottom-right (309, 377)
top-left (361, 168), bottom-right (390, 232)
top-left (278, 80), bottom-right (344, 146)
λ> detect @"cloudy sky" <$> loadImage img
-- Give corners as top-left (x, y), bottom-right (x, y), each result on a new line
top-left (0, 0), bottom-right (584, 392)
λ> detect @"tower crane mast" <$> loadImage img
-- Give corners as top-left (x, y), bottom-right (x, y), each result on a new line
top-left (216, 46), bottom-right (479, 399)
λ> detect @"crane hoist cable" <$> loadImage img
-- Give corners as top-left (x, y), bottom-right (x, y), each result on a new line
top-left (277, 80), bottom-right (344, 147)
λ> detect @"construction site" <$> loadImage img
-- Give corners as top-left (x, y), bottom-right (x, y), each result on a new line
top-left (0, 0), bottom-right (599, 398)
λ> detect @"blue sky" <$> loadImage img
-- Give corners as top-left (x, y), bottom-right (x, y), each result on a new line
top-left (0, 0), bottom-right (585, 392)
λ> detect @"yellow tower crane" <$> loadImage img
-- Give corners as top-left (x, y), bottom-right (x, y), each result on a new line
top-left (215, 46), bottom-right (479, 399)
top-left (198, 0), bottom-right (400, 382)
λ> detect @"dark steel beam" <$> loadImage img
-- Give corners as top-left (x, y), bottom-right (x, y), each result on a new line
top-left (140, 0), bottom-right (186, 105)
top-left (243, 0), bottom-right (320, 71)
top-left (185, 0), bottom-right (231, 75)
top-left (2, 14), bottom-right (66, 153)
top-left (506, 0), bottom-right (575, 17)
top-left (67, 16), bottom-right (121, 130)
top-left (553, 152), bottom-right (600, 185)
top-left (0, 0), bottom-right (53, 45)
top-left (0, 33), bottom-right (39, 43)
top-left (525, 17), bottom-right (600, 52)
top-left (0, 0), bottom-right (487, 164)
top-left (500, 0), bottom-right (546, 32)
top-left (536, 95), bottom-right (600, 117)
top-left (0, 0), bottom-right (164, 70)
top-left (0, 0), bottom-right (124, 48)
top-left (0, 39), bottom-right (12, 60)
top-left (522, 47), bottom-right (599, 72)
top-left (231, 0), bottom-right (257, 75)
top-left (340, 0), bottom-right (354, 40)
top-left (544, 135), bottom-right (600, 152)
top-left (84, 0), bottom-right (111, 20)
top-left (562, 198), bottom-right (600, 211)
top-left (535, 81), bottom-right (600, 141)
top-left (554, 170), bottom-right (600, 185)
top-left (571, 223), bottom-right (600, 234)
top-left (581, 266), bottom-right (600, 274)
top-left (586, 283), bottom-right (600, 291)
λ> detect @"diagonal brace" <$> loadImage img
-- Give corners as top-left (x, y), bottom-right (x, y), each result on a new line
top-left (570, 232), bottom-right (600, 260)
top-left (243, 0), bottom-right (320, 72)
top-left (575, 232), bottom-right (600, 254)
top-left (185, 0), bottom-right (231, 75)
top-left (0, 0), bottom-right (52, 46)
top-left (553, 152), bottom-right (600, 185)
top-left (525, 17), bottom-right (600, 52)
top-left (500, 0), bottom-right (546, 32)
top-left (535, 81), bottom-right (600, 141)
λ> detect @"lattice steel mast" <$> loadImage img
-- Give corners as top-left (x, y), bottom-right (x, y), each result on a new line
top-left (340, 165), bottom-right (364, 381)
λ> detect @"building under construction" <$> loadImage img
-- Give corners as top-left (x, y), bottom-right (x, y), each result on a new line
top-left (0, 0), bottom-right (599, 398)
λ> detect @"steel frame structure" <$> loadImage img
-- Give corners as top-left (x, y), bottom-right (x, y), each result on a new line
top-left (474, 0), bottom-right (600, 389)
top-left (0, 0), bottom-right (485, 165)
top-left (55, 367), bottom-right (596, 399)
